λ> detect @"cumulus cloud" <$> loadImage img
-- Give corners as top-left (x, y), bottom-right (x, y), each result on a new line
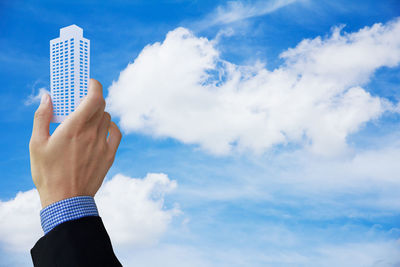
top-left (0, 173), bottom-right (178, 252)
top-left (96, 173), bottom-right (179, 246)
top-left (0, 189), bottom-right (42, 252)
top-left (107, 18), bottom-right (400, 155)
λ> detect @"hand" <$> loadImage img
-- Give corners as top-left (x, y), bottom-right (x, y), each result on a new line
top-left (29, 79), bottom-right (122, 208)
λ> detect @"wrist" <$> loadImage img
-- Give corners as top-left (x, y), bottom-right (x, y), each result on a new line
top-left (39, 191), bottom-right (94, 209)
top-left (40, 196), bottom-right (99, 234)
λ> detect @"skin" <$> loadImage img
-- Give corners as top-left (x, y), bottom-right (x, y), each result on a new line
top-left (29, 79), bottom-right (122, 208)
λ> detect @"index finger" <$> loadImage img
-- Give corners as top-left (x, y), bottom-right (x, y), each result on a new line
top-left (69, 79), bottom-right (105, 124)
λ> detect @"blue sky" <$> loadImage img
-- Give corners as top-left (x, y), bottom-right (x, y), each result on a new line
top-left (1, 0), bottom-right (400, 266)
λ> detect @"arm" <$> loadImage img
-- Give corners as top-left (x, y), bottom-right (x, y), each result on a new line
top-left (29, 79), bottom-right (122, 267)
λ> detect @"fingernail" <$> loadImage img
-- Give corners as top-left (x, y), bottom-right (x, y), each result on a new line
top-left (41, 94), bottom-right (49, 104)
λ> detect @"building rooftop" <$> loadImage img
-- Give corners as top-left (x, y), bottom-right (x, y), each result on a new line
top-left (59, 24), bottom-right (83, 38)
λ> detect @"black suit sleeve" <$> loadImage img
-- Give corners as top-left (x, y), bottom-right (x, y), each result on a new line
top-left (31, 216), bottom-right (122, 267)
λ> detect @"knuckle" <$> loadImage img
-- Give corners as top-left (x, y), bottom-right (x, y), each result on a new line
top-left (97, 141), bottom-right (107, 156)
top-left (104, 112), bottom-right (111, 121)
top-left (63, 124), bottom-right (80, 139)
top-left (98, 98), bottom-right (106, 110)
top-left (34, 109), bottom-right (45, 120)
top-left (104, 115), bottom-right (111, 125)
top-left (85, 129), bottom-right (98, 143)
top-left (111, 122), bottom-right (122, 135)
top-left (89, 94), bottom-right (104, 106)
top-left (29, 137), bottom-right (43, 153)
top-left (29, 138), bottom-right (36, 151)
top-left (116, 127), bottom-right (122, 139)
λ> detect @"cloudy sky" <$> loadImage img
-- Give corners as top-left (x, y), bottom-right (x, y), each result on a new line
top-left (1, 0), bottom-right (400, 266)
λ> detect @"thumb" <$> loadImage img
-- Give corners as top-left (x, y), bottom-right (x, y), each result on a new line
top-left (32, 93), bottom-right (53, 141)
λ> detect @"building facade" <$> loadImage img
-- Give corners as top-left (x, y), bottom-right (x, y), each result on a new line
top-left (50, 25), bottom-right (90, 123)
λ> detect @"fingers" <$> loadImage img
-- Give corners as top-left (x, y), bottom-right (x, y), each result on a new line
top-left (107, 121), bottom-right (122, 156)
top-left (98, 112), bottom-right (111, 139)
top-left (31, 93), bottom-right (53, 142)
top-left (72, 79), bottom-right (105, 123)
top-left (86, 98), bottom-right (106, 126)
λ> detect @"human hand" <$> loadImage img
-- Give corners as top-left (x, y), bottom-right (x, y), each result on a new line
top-left (29, 79), bottom-right (122, 208)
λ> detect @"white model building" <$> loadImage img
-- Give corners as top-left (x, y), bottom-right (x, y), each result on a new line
top-left (50, 25), bottom-right (90, 123)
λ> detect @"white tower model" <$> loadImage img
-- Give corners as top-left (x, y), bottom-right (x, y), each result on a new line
top-left (50, 25), bottom-right (90, 123)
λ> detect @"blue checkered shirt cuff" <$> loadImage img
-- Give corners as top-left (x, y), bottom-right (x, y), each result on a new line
top-left (40, 196), bottom-right (99, 235)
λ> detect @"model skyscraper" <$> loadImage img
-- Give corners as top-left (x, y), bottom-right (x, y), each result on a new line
top-left (50, 25), bottom-right (90, 123)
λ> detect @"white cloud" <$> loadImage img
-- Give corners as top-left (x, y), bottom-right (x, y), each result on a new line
top-left (107, 18), bottom-right (400, 156)
top-left (96, 173), bottom-right (179, 246)
top-left (24, 87), bottom-right (49, 106)
top-left (0, 173), bottom-right (178, 253)
top-left (196, 0), bottom-right (300, 28)
top-left (0, 189), bottom-right (42, 252)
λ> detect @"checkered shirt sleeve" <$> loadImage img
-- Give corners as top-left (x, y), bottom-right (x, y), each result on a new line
top-left (40, 196), bottom-right (99, 235)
